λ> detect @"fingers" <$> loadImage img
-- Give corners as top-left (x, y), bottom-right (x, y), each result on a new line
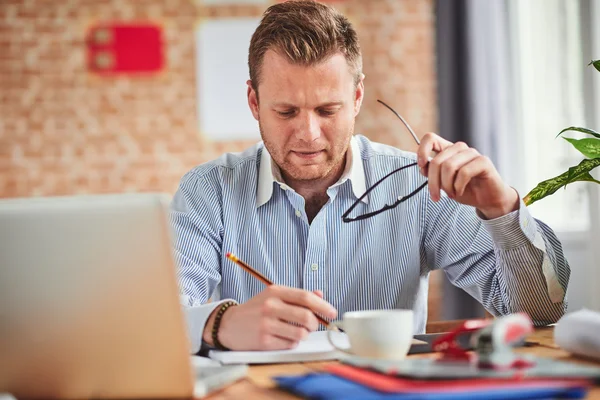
top-left (427, 141), bottom-right (469, 201)
top-left (439, 148), bottom-right (480, 198)
top-left (249, 286), bottom-right (338, 351)
top-left (257, 320), bottom-right (299, 350)
top-left (454, 155), bottom-right (492, 197)
top-left (262, 296), bottom-right (320, 332)
top-left (267, 318), bottom-right (310, 343)
top-left (271, 286), bottom-right (337, 320)
top-left (417, 132), bottom-right (452, 169)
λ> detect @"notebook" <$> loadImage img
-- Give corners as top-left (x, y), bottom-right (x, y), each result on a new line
top-left (208, 331), bottom-right (348, 364)
top-left (274, 373), bottom-right (589, 400)
top-left (342, 355), bottom-right (600, 380)
top-left (326, 363), bottom-right (591, 393)
top-left (208, 331), bottom-right (426, 365)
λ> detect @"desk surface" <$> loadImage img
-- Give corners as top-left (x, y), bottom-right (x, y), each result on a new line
top-left (205, 326), bottom-right (600, 399)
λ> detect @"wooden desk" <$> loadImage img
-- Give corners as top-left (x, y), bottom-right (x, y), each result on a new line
top-left (205, 326), bottom-right (600, 399)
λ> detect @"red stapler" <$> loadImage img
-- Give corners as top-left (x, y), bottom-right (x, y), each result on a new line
top-left (432, 318), bottom-right (491, 363)
top-left (432, 313), bottom-right (535, 370)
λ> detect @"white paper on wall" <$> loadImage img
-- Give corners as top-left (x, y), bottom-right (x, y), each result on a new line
top-left (195, 18), bottom-right (261, 141)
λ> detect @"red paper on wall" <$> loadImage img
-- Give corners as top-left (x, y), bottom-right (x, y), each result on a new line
top-left (87, 24), bottom-right (164, 74)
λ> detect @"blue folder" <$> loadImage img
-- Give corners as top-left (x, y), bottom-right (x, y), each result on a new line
top-left (274, 373), bottom-right (588, 400)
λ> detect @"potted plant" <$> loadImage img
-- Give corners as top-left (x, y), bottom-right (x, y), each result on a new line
top-left (523, 60), bottom-right (600, 206)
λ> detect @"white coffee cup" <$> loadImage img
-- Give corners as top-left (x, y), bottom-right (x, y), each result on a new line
top-left (327, 309), bottom-right (414, 360)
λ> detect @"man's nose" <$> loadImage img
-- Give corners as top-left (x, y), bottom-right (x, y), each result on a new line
top-left (295, 112), bottom-right (321, 142)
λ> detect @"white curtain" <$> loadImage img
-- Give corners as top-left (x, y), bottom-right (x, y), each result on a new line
top-left (508, 0), bottom-right (589, 232)
top-left (464, 0), bottom-right (516, 184)
top-left (583, 0), bottom-right (600, 310)
top-left (436, 0), bottom-right (600, 315)
top-left (439, 0), bottom-right (590, 228)
top-left (506, 0), bottom-right (599, 311)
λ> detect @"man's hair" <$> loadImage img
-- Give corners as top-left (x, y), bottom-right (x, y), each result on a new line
top-left (248, 0), bottom-right (362, 94)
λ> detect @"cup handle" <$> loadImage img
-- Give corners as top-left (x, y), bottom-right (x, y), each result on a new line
top-left (327, 322), bottom-right (353, 355)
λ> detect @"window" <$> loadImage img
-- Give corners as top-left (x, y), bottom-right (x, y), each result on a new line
top-left (509, 0), bottom-right (591, 232)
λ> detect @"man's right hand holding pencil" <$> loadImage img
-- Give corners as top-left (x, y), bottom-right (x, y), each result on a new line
top-left (202, 285), bottom-right (338, 351)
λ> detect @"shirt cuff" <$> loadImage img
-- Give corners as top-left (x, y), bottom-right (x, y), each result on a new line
top-left (478, 198), bottom-right (538, 249)
top-left (183, 298), bottom-right (238, 354)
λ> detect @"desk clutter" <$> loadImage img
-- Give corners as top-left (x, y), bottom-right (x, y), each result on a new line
top-left (275, 371), bottom-right (590, 400)
top-left (275, 313), bottom-right (600, 400)
top-left (555, 308), bottom-right (600, 362)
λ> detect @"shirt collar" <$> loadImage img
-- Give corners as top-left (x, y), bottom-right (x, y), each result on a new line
top-left (256, 136), bottom-right (367, 207)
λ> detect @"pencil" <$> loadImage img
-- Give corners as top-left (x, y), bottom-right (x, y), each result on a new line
top-left (225, 252), bottom-right (340, 332)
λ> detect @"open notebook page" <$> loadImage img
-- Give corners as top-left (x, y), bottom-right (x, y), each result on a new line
top-left (208, 331), bottom-right (348, 364)
top-left (208, 331), bottom-right (425, 365)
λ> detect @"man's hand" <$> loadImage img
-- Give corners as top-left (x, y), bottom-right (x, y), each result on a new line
top-left (203, 286), bottom-right (336, 351)
top-left (416, 133), bottom-right (519, 219)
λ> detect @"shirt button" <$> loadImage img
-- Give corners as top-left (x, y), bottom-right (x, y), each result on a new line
top-left (280, 184), bottom-right (288, 191)
top-left (311, 263), bottom-right (318, 271)
top-left (295, 209), bottom-right (302, 217)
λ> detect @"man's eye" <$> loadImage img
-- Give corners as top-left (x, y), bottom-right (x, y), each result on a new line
top-left (318, 109), bottom-right (337, 116)
top-left (277, 110), bottom-right (295, 117)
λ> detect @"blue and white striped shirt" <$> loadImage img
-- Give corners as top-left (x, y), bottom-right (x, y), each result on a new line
top-left (171, 135), bottom-right (569, 353)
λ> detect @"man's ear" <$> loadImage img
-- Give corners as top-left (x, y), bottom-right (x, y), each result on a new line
top-left (354, 73), bottom-right (365, 117)
top-left (247, 80), bottom-right (259, 121)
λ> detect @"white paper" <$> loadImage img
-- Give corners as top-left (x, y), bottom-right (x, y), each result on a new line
top-left (195, 18), bottom-right (261, 141)
top-left (555, 308), bottom-right (600, 361)
top-left (208, 330), bottom-right (349, 364)
top-left (191, 355), bottom-right (222, 368)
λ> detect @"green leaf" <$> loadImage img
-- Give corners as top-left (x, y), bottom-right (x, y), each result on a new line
top-left (562, 137), bottom-right (600, 159)
top-left (564, 172), bottom-right (600, 191)
top-left (578, 172), bottom-right (600, 183)
top-left (523, 158), bottom-right (600, 206)
top-left (556, 126), bottom-right (600, 139)
top-left (589, 59), bottom-right (600, 72)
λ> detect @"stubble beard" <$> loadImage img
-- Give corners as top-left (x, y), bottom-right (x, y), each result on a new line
top-left (259, 121), bottom-right (354, 183)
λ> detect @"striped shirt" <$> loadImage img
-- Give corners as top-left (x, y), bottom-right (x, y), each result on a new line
top-left (171, 135), bottom-right (569, 353)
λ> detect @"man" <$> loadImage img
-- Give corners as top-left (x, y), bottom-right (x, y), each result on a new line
top-left (171, 0), bottom-right (569, 353)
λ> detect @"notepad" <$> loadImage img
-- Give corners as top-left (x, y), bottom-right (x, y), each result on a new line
top-left (208, 331), bottom-right (426, 365)
top-left (208, 331), bottom-right (347, 364)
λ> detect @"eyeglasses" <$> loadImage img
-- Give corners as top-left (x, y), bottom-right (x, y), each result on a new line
top-left (342, 100), bottom-right (428, 223)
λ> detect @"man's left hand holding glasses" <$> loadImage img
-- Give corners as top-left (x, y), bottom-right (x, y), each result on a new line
top-left (416, 133), bottom-right (520, 220)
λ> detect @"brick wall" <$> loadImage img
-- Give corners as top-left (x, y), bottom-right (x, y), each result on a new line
top-left (0, 0), bottom-right (442, 319)
top-left (0, 0), bottom-right (436, 197)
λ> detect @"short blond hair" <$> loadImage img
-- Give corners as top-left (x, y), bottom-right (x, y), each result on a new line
top-left (248, 0), bottom-right (362, 93)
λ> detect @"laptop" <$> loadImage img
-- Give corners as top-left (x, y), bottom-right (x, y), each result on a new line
top-left (0, 193), bottom-right (247, 399)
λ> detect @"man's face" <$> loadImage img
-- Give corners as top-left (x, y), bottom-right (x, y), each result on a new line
top-left (247, 50), bottom-right (364, 183)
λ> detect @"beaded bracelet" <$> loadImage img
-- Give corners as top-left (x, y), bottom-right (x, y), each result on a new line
top-left (211, 301), bottom-right (237, 350)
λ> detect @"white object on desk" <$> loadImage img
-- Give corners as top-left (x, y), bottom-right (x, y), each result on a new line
top-left (327, 309), bottom-right (415, 360)
top-left (191, 355), bottom-right (223, 367)
top-left (208, 331), bottom-right (350, 364)
top-left (555, 308), bottom-right (600, 361)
